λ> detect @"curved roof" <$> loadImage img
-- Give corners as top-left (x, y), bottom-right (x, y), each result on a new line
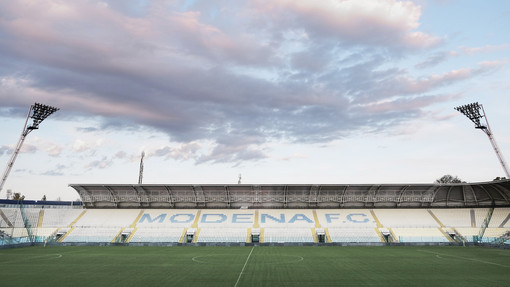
top-left (70, 179), bottom-right (510, 209)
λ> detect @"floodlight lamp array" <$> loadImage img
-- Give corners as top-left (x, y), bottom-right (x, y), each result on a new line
top-left (27, 103), bottom-right (60, 130)
top-left (454, 102), bottom-right (486, 129)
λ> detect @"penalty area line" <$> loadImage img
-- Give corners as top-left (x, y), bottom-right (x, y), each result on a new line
top-left (418, 250), bottom-right (510, 268)
top-left (234, 246), bottom-right (255, 287)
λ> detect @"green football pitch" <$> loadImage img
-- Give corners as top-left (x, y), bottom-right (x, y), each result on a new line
top-left (1, 245), bottom-right (509, 286)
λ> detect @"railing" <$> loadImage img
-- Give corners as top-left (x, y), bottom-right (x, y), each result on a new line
top-left (491, 231), bottom-right (510, 245)
top-left (478, 207), bottom-right (494, 241)
top-left (19, 203), bottom-right (35, 244)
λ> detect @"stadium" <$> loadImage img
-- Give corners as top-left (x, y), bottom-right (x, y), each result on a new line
top-left (2, 1), bottom-right (510, 285)
top-left (2, 180), bottom-right (510, 286)
top-left (2, 103), bottom-right (510, 286)
top-left (2, 180), bottom-right (510, 246)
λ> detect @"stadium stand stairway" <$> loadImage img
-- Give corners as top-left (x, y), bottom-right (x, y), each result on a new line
top-left (0, 209), bottom-right (14, 228)
top-left (492, 231), bottom-right (510, 244)
top-left (477, 207), bottom-right (494, 241)
top-left (378, 228), bottom-right (395, 243)
top-left (19, 204), bottom-right (34, 243)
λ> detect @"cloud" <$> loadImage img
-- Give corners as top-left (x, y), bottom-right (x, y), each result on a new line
top-left (84, 156), bottom-right (114, 170)
top-left (150, 142), bottom-right (201, 161)
top-left (416, 45), bottom-right (510, 69)
top-left (347, 60), bottom-right (504, 105)
top-left (43, 144), bottom-right (63, 157)
top-left (415, 51), bottom-right (459, 69)
top-left (361, 93), bottom-right (462, 114)
top-left (70, 138), bottom-right (105, 153)
top-left (250, 0), bottom-right (439, 48)
top-left (19, 144), bottom-right (38, 154)
top-left (23, 138), bottom-right (63, 157)
top-left (279, 153), bottom-right (308, 161)
top-left (41, 164), bottom-right (67, 176)
top-left (460, 44), bottom-right (510, 55)
top-left (0, 145), bottom-right (12, 156)
top-left (114, 151), bottom-right (128, 160)
top-left (0, 141), bottom-right (61, 158)
top-left (197, 144), bottom-right (268, 165)
top-left (0, 1), bottom-right (504, 165)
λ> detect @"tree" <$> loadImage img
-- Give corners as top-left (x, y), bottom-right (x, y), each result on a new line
top-left (41, 195), bottom-right (47, 201)
top-left (435, 174), bottom-right (465, 184)
top-left (493, 177), bottom-right (507, 181)
top-left (12, 192), bottom-right (25, 201)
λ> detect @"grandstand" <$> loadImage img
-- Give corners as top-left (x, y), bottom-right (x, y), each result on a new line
top-left (1, 179), bottom-right (510, 246)
top-left (70, 181), bottom-right (510, 209)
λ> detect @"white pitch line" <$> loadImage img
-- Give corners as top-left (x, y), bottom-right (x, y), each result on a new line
top-left (234, 246), bottom-right (255, 287)
top-left (419, 250), bottom-right (510, 268)
top-left (0, 253), bottom-right (62, 265)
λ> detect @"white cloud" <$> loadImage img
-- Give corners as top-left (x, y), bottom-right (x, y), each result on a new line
top-left (84, 156), bottom-right (113, 170)
top-left (70, 138), bottom-right (105, 153)
top-left (461, 44), bottom-right (510, 55)
top-left (0, 0), bottom-right (505, 167)
top-left (149, 142), bottom-right (201, 161)
top-left (251, 0), bottom-right (439, 48)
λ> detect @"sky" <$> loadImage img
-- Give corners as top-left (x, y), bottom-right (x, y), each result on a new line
top-left (1, 0), bottom-right (510, 201)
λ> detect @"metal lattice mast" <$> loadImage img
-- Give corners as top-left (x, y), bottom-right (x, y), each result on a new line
top-left (138, 151), bottom-right (145, 184)
top-left (455, 102), bottom-right (510, 178)
top-left (0, 103), bottom-right (59, 195)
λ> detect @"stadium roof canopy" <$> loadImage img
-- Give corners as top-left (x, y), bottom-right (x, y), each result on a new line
top-left (70, 180), bottom-right (510, 209)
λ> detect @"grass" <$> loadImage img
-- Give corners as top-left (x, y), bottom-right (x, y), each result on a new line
top-left (1, 245), bottom-right (510, 286)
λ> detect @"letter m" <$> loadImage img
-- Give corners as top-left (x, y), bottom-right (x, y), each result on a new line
top-left (139, 213), bottom-right (166, 224)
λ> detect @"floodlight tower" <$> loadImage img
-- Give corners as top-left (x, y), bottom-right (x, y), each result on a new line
top-left (455, 102), bottom-right (510, 178)
top-left (0, 103), bottom-right (59, 195)
top-left (138, 151), bottom-right (145, 184)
